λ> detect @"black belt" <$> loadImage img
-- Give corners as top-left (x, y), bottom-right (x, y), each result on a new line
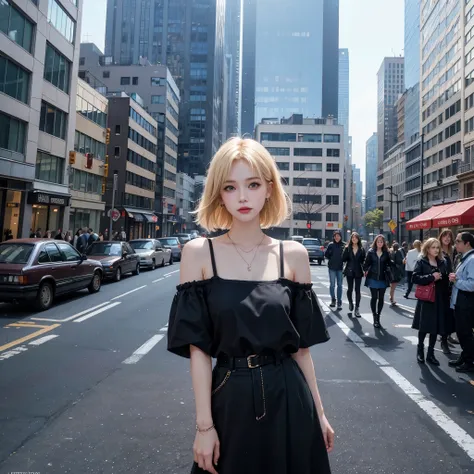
top-left (216, 352), bottom-right (290, 370)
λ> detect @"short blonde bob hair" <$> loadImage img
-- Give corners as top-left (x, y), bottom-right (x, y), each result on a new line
top-left (421, 238), bottom-right (441, 259)
top-left (195, 137), bottom-right (291, 231)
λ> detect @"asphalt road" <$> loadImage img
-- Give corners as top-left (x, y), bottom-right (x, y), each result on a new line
top-left (0, 262), bottom-right (474, 473)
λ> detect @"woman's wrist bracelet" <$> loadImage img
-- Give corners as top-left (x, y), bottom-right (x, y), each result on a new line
top-left (196, 423), bottom-right (215, 433)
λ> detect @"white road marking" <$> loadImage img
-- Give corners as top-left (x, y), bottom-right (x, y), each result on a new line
top-left (122, 334), bottom-right (164, 364)
top-left (152, 277), bottom-right (165, 283)
top-left (319, 297), bottom-right (474, 461)
top-left (111, 285), bottom-right (147, 300)
top-left (32, 301), bottom-right (111, 322)
top-left (28, 335), bottom-right (59, 346)
top-left (394, 324), bottom-right (413, 328)
top-left (164, 270), bottom-right (179, 277)
top-left (159, 324), bottom-right (168, 332)
top-left (403, 336), bottom-right (419, 346)
top-left (74, 302), bottom-right (122, 323)
top-left (0, 345), bottom-right (28, 361)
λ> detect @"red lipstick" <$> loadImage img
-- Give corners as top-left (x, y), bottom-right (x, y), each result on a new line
top-left (238, 207), bottom-right (252, 214)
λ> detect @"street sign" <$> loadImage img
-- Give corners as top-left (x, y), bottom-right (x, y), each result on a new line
top-left (388, 219), bottom-right (397, 231)
top-left (107, 208), bottom-right (120, 222)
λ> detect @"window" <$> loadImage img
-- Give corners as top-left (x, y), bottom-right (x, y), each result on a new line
top-left (0, 54), bottom-right (30, 103)
top-left (124, 193), bottom-right (154, 209)
top-left (294, 148), bottom-right (322, 157)
top-left (260, 132), bottom-right (296, 142)
top-left (44, 43), bottom-right (71, 94)
top-left (326, 164), bottom-right (340, 172)
top-left (265, 147), bottom-right (290, 156)
top-left (129, 107), bottom-right (157, 136)
top-left (47, 0), bottom-right (75, 43)
top-left (114, 146), bottom-right (120, 157)
top-left (151, 95), bottom-right (165, 104)
top-left (74, 131), bottom-right (106, 160)
top-left (45, 243), bottom-right (63, 262)
top-left (293, 178), bottom-right (322, 187)
top-left (37, 249), bottom-right (50, 264)
top-left (324, 134), bottom-right (340, 143)
top-left (132, 77), bottom-right (138, 85)
top-left (326, 179), bottom-right (339, 188)
top-left (128, 127), bottom-right (157, 154)
top-left (151, 77), bottom-right (165, 86)
top-left (0, 111), bottom-right (26, 153)
top-left (76, 96), bottom-right (107, 127)
top-left (0, 1), bottom-right (34, 52)
top-left (79, 57), bottom-right (85, 66)
top-left (71, 169), bottom-right (102, 194)
top-left (276, 162), bottom-right (289, 171)
top-left (35, 151), bottom-right (64, 184)
top-left (120, 76), bottom-right (130, 85)
top-left (327, 148), bottom-right (340, 157)
top-left (115, 125), bottom-right (121, 135)
top-left (326, 212), bottom-right (339, 221)
top-left (58, 243), bottom-right (80, 261)
top-left (293, 163), bottom-right (322, 172)
top-left (128, 149), bottom-right (156, 173)
top-left (326, 195), bottom-right (339, 205)
top-left (40, 101), bottom-right (67, 139)
top-left (293, 194), bottom-right (321, 204)
top-left (103, 71), bottom-right (110, 78)
top-left (297, 133), bottom-right (322, 143)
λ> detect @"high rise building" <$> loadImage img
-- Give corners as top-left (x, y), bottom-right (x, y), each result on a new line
top-left (252, 0), bottom-right (339, 128)
top-left (338, 49), bottom-right (349, 145)
top-left (365, 133), bottom-right (378, 212)
top-left (104, 0), bottom-right (226, 176)
top-left (0, 0), bottom-right (83, 241)
top-left (376, 57), bottom-right (404, 166)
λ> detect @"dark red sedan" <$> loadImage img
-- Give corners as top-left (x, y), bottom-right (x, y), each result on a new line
top-left (0, 239), bottom-right (103, 311)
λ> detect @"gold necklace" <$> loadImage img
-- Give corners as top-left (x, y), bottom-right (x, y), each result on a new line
top-left (227, 233), bottom-right (266, 271)
top-left (227, 232), bottom-right (265, 253)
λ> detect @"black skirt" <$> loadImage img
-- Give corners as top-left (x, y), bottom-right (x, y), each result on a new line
top-left (191, 356), bottom-right (331, 474)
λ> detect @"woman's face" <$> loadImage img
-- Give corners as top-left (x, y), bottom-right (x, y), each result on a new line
top-left (351, 234), bottom-right (359, 245)
top-left (441, 234), bottom-right (452, 247)
top-left (220, 160), bottom-right (271, 224)
top-left (428, 243), bottom-right (440, 258)
top-left (376, 237), bottom-right (384, 249)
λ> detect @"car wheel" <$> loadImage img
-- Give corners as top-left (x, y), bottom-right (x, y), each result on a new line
top-left (35, 281), bottom-right (54, 311)
top-left (169, 255), bottom-right (173, 265)
top-left (133, 264), bottom-right (140, 275)
top-left (114, 267), bottom-right (122, 282)
top-left (88, 271), bottom-right (102, 293)
top-left (151, 259), bottom-right (156, 271)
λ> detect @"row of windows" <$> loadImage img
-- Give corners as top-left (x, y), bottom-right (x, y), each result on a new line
top-left (128, 127), bottom-right (157, 154)
top-left (151, 94), bottom-right (165, 104)
top-left (163, 186), bottom-right (175, 198)
top-left (167, 102), bottom-right (179, 122)
top-left (165, 152), bottom-right (177, 168)
top-left (265, 147), bottom-right (340, 157)
top-left (126, 171), bottom-right (155, 191)
top-left (47, 0), bottom-right (75, 43)
top-left (164, 169), bottom-right (176, 182)
top-left (293, 194), bottom-right (340, 205)
top-left (287, 163), bottom-right (340, 172)
top-left (120, 76), bottom-right (139, 86)
top-left (445, 119), bottom-right (461, 139)
top-left (71, 169), bottom-right (102, 194)
top-left (0, 111), bottom-right (26, 154)
top-left (74, 131), bottom-right (106, 161)
top-left (35, 151), bottom-right (64, 184)
top-left (261, 132), bottom-right (341, 143)
top-left (76, 96), bottom-right (107, 128)
top-left (127, 149), bottom-right (156, 173)
top-left (129, 107), bottom-right (157, 136)
top-left (0, 54), bottom-right (29, 104)
top-left (292, 212), bottom-right (340, 222)
top-left (40, 101), bottom-right (67, 140)
top-left (0, 0), bottom-right (34, 53)
top-left (165, 136), bottom-right (178, 152)
top-left (166, 118), bottom-right (179, 138)
top-left (124, 193), bottom-right (153, 210)
top-left (292, 178), bottom-right (340, 188)
top-left (44, 43), bottom-right (70, 94)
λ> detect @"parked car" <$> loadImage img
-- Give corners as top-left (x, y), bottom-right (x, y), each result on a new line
top-left (129, 239), bottom-right (172, 269)
top-left (157, 237), bottom-right (182, 261)
top-left (173, 233), bottom-right (192, 244)
top-left (290, 235), bottom-right (304, 243)
top-left (302, 238), bottom-right (325, 265)
top-left (86, 241), bottom-right (140, 281)
top-left (190, 230), bottom-right (199, 239)
top-left (0, 239), bottom-right (103, 311)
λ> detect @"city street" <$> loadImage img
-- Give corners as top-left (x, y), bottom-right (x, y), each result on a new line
top-left (1, 261), bottom-right (474, 473)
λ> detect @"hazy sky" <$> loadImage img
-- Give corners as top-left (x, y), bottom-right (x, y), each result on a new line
top-left (81, 0), bottom-right (405, 186)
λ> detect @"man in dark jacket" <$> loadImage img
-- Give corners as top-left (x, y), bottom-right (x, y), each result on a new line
top-left (325, 230), bottom-right (344, 310)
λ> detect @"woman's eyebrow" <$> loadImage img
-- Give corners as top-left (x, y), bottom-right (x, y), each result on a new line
top-left (224, 176), bottom-right (261, 183)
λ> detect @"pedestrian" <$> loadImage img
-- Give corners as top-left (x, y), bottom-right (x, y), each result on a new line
top-left (389, 242), bottom-right (404, 306)
top-left (167, 138), bottom-right (334, 474)
top-left (76, 227), bottom-right (89, 254)
top-left (412, 238), bottom-right (451, 366)
top-left (54, 229), bottom-right (63, 240)
top-left (44, 230), bottom-right (52, 238)
top-left (325, 230), bottom-right (344, 310)
top-left (87, 228), bottom-right (99, 247)
top-left (448, 232), bottom-right (474, 373)
top-left (342, 231), bottom-right (365, 318)
top-left (35, 228), bottom-right (42, 238)
top-left (439, 229), bottom-right (456, 353)
top-left (64, 230), bottom-right (72, 243)
top-left (404, 240), bottom-right (421, 299)
top-left (29, 228), bottom-right (35, 238)
top-left (98, 232), bottom-right (104, 241)
top-left (73, 229), bottom-right (82, 248)
top-left (363, 234), bottom-right (393, 328)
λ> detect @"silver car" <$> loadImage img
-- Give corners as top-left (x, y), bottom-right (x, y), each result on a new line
top-left (129, 239), bottom-right (172, 270)
top-left (157, 237), bottom-right (182, 261)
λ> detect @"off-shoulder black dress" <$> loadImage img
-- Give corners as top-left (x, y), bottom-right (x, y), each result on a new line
top-left (167, 239), bottom-right (332, 474)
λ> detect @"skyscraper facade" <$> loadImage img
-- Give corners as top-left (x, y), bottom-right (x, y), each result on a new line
top-left (338, 49), bottom-right (349, 146)
top-left (376, 57), bottom-right (405, 166)
top-left (252, 0), bottom-right (338, 127)
top-left (104, 0), bottom-right (226, 176)
top-left (365, 133), bottom-right (378, 212)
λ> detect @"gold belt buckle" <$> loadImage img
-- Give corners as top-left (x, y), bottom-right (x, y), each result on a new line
top-left (247, 354), bottom-right (260, 369)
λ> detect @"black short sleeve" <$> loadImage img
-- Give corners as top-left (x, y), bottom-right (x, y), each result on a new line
top-left (290, 285), bottom-right (330, 348)
top-left (167, 282), bottom-right (213, 358)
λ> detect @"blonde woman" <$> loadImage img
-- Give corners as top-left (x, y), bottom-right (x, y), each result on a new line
top-left (412, 238), bottom-right (450, 365)
top-left (167, 138), bottom-right (333, 474)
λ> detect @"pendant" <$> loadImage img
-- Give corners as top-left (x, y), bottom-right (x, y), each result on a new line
top-left (247, 265), bottom-right (251, 271)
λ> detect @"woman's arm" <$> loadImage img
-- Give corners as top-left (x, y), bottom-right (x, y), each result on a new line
top-left (412, 259), bottom-right (435, 285)
top-left (363, 250), bottom-right (372, 272)
top-left (342, 246), bottom-right (349, 262)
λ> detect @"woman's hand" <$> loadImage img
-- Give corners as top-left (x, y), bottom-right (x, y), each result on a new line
top-left (449, 272), bottom-right (457, 283)
top-left (319, 414), bottom-right (335, 453)
top-left (194, 428), bottom-right (220, 474)
top-left (433, 272), bottom-right (441, 281)
top-left (364, 271), bottom-right (368, 278)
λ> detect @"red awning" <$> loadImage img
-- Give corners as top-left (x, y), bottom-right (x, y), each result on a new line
top-left (405, 203), bottom-right (456, 231)
top-left (432, 199), bottom-right (474, 228)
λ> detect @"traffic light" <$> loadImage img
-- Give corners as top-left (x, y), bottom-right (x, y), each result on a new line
top-left (85, 153), bottom-right (93, 169)
top-left (105, 128), bottom-right (111, 144)
top-left (101, 182), bottom-right (106, 195)
top-left (69, 151), bottom-right (76, 165)
top-left (306, 221), bottom-right (311, 229)
top-left (103, 163), bottom-right (109, 178)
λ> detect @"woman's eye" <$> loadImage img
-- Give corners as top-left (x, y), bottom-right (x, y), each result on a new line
top-left (249, 182), bottom-right (261, 189)
top-left (223, 185), bottom-right (235, 192)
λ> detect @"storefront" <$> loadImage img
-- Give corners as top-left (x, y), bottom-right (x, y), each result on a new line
top-left (0, 178), bottom-right (28, 241)
top-left (27, 192), bottom-right (70, 237)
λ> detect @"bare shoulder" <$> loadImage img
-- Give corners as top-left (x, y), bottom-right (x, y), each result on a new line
top-left (180, 237), bottom-right (209, 284)
top-left (281, 240), bottom-right (311, 283)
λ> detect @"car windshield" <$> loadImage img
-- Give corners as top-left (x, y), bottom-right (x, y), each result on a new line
top-left (303, 239), bottom-right (321, 247)
top-left (86, 242), bottom-right (122, 256)
top-left (0, 243), bottom-right (34, 264)
top-left (159, 238), bottom-right (178, 245)
top-left (175, 234), bottom-right (190, 241)
top-left (130, 241), bottom-right (153, 250)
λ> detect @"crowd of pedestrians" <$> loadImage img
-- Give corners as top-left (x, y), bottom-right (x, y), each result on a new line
top-left (324, 229), bottom-right (474, 374)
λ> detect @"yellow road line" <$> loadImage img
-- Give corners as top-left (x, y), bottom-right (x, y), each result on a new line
top-left (7, 322), bottom-right (52, 329)
top-left (0, 324), bottom-right (61, 352)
